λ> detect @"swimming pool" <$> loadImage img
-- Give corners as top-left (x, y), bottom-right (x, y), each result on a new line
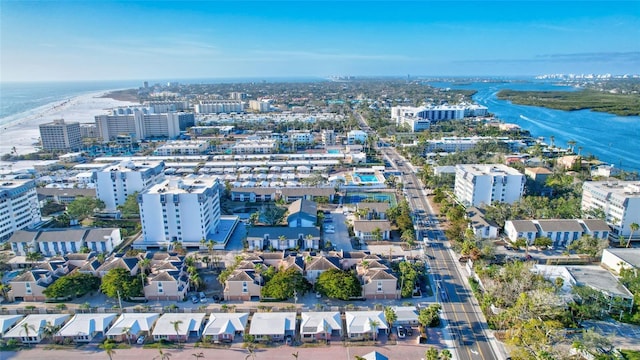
top-left (354, 173), bottom-right (380, 183)
top-left (327, 149), bottom-right (341, 154)
top-left (2, 270), bottom-right (21, 285)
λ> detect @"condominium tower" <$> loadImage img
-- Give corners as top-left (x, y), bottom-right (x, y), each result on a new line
top-left (39, 119), bottom-right (82, 151)
top-left (582, 181), bottom-right (640, 238)
top-left (454, 164), bottom-right (525, 207)
top-left (0, 180), bottom-right (41, 241)
top-left (95, 160), bottom-right (165, 210)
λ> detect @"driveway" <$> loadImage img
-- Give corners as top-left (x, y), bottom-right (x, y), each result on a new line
top-left (324, 210), bottom-right (352, 251)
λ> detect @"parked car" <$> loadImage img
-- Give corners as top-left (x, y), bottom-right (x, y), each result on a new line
top-left (136, 335), bottom-right (145, 345)
top-left (396, 325), bottom-right (406, 338)
top-left (199, 292), bottom-right (207, 303)
top-left (191, 295), bottom-right (199, 303)
top-left (406, 327), bottom-right (413, 336)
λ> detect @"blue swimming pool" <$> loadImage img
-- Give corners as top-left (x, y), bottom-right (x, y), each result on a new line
top-left (343, 192), bottom-right (396, 205)
top-left (354, 173), bottom-right (380, 183)
top-left (327, 149), bottom-right (341, 154)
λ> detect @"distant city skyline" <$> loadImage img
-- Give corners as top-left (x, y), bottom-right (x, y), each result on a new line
top-left (1, 1), bottom-right (639, 82)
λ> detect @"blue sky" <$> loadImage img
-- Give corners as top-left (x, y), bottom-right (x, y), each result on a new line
top-left (1, 1), bottom-right (639, 81)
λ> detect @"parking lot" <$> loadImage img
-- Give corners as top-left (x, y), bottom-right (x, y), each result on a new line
top-left (323, 209), bottom-right (353, 251)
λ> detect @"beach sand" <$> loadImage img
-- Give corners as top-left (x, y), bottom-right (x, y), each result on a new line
top-left (0, 91), bottom-right (139, 156)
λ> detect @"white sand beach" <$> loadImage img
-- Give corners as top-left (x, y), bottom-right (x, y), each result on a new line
top-left (0, 91), bottom-right (138, 156)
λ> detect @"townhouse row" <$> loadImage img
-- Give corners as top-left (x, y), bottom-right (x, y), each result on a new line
top-left (0, 308), bottom-right (421, 345)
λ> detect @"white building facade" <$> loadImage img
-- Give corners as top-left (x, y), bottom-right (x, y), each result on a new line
top-left (454, 164), bottom-right (525, 207)
top-left (0, 180), bottom-right (41, 241)
top-left (95, 160), bottom-right (165, 210)
top-left (139, 177), bottom-right (221, 246)
top-left (582, 181), bottom-right (640, 238)
top-left (195, 101), bottom-right (244, 114)
top-left (39, 119), bottom-right (82, 151)
top-left (347, 130), bottom-right (368, 145)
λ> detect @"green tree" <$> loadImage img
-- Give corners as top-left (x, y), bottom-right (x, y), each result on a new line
top-left (384, 306), bottom-right (397, 335)
top-left (20, 322), bottom-right (36, 347)
top-left (315, 269), bottom-right (362, 300)
top-left (100, 340), bottom-right (117, 360)
top-left (418, 304), bottom-right (442, 328)
top-left (66, 196), bottom-right (105, 220)
top-left (171, 320), bottom-right (183, 348)
top-left (117, 192), bottom-right (140, 218)
top-left (43, 273), bottom-right (100, 299)
top-left (425, 347), bottom-right (440, 360)
top-left (372, 227), bottom-right (383, 242)
top-left (533, 236), bottom-right (553, 249)
top-left (100, 268), bottom-right (143, 300)
top-left (261, 268), bottom-right (312, 301)
top-left (627, 222), bottom-right (639, 248)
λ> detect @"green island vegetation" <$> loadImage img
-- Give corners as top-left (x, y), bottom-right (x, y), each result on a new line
top-left (497, 89), bottom-right (640, 116)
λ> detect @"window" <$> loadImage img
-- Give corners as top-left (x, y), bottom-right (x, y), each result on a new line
top-left (377, 281), bottom-right (383, 293)
top-left (242, 281), bottom-right (248, 293)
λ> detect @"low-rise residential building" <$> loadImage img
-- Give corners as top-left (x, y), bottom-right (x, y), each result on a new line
top-left (344, 311), bottom-right (388, 340)
top-left (601, 248), bottom-right (640, 274)
top-left (353, 220), bottom-right (391, 241)
top-left (96, 256), bottom-right (140, 277)
top-left (356, 202), bottom-right (390, 220)
top-left (287, 199), bottom-right (317, 227)
top-left (390, 306), bottom-right (419, 326)
top-left (143, 253), bottom-right (189, 301)
top-left (304, 256), bottom-right (341, 284)
top-left (300, 311), bottom-right (342, 342)
top-left (4, 314), bottom-right (70, 344)
top-left (10, 228), bottom-right (123, 257)
top-left (504, 219), bottom-right (610, 247)
top-left (0, 315), bottom-right (24, 337)
top-left (249, 312), bottom-right (296, 342)
top-left (232, 139), bottom-right (277, 154)
top-left (524, 167), bottom-right (553, 184)
top-left (37, 188), bottom-right (96, 205)
top-left (56, 313), bottom-right (117, 343)
top-left (9, 266), bottom-right (65, 301)
top-left (280, 187), bottom-right (335, 203)
top-left (153, 140), bottom-right (209, 156)
top-left (230, 187), bottom-right (277, 202)
top-left (359, 263), bottom-right (399, 300)
top-left (152, 313), bottom-right (206, 342)
top-left (466, 207), bottom-right (498, 239)
top-left (347, 130), bottom-right (368, 145)
top-left (223, 269), bottom-right (262, 301)
top-left (202, 312), bottom-right (249, 343)
top-left (106, 313), bottom-right (160, 342)
top-left (246, 227), bottom-right (320, 251)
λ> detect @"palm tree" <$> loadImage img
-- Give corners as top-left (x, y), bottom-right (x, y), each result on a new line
top-left (121, 326), bottom-right (132, 345)
top-left (171, 320), bottom-right (183, 348)
top-left (40, 321), bottom-right (59, 343)
top-left (372, 228), bottom-right (383, 243)
top-left (138, 258), bottom-right (151, 289)
top-left (369, 319), bottom-right (380, 342)
top-left (200, 238), bottom-right (207, 252)
top-left (189, 272), bottom-right (202, 292)
top-left (191, 352), bottom-right (205, 359)
top-left (384, 306), bottom-right (397, 336)
top-left (100, 340), bottom-right (117, 360)
top-left (626, 222), bottom-right (639, 248)
top-left (278, 235), bottom-right (287, 250)
top-left (245, 342), bottom-right (257, 360)
top-left (20, 322), bottom-right (37, 347)
top-left (441, 349), bottom-right (453, 360)
top-left (292, 352), bottom-right (299, 360)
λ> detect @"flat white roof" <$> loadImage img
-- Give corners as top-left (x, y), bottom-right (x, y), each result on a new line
top-left (0, 315), bottom-right (24, 335)
top-left (300, 312), bottom-right (342, 334)
top-left (344, 311), bottom-right (388, 334)
top-left (152, 313), bottom-right (206, 336)
top-left (249, 312), bottom-right (296, 336)
top-left (57, 313), bottom-right (117, 337)
top-left (4, 314), bottom-right (70, 338)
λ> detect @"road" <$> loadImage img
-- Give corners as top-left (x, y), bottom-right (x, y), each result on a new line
top-left (354, 111), bottom-right (504, 360)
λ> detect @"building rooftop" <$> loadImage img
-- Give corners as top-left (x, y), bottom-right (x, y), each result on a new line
top-left (147, 177), bottom-right (217, 195)
top-left (202, 313), bottom-right (249, 336)
top-left (152, 313), bottom-right (206, 336)
top-left (508, 220), bottom-right (538, 233)
top-left (300, 312), bottom-right (342, 334)
top-left (537, 219), bottom-right (585, 232)
top-left (344, 311), bottom-right (388, 334)
top-left (568, 266), bottom-right (634, 299)
top-left (249, 312), bottom-right (296, 335)
top-left (456, 163), bottom-right (523, 176)
top-left (604, 248), bottom-right (640, 269)
top-left (57, 313), bottom-right (117, 337)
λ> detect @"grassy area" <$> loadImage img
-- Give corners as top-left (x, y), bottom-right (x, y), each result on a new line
top-left (497, 89), bottom-right (640, 116)
top-left (621, 350), bottom-right (640, 360)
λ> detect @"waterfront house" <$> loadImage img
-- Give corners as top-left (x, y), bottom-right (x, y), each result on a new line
top-left (106, 313), bottom-right (160, 342)
top-left (151, 313), bottom-right (206, 342)
top-left (201, 312), bottom-right (249, 343)
top-left (4, 314), bottom-right (70, 344)
top-left (56, 313), bottom-right (117, 343)
top-left (344, 311), bottom-right (388, 340)
top-left (300, 311), bottom-right (342, 342)
top-left (249, 312), bottom-right (296, 342)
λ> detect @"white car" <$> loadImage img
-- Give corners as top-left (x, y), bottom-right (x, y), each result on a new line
top-left (396, 326), bottom-right (406, 338)
top-left (136, 335), bottom-right (145, 345)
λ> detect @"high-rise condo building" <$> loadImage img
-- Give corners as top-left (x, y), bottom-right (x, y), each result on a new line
top-left (0, 180), bottom-right (41, 241)
top-left (95, 160), bottom-right (165, 210)
top-left (582, 181), bottom-right (640, 238)
top-left (454, 164), bottom-right (525, 207)
top-left (39, 119), bottom-right (82, 151)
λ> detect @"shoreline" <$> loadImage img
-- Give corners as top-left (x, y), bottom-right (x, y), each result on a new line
top-left (0, 90), bottom-right (138, 156)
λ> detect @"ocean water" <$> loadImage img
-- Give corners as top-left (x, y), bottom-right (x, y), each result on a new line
top-left (429, 81), bottom-right (640, 172)
top-left (0, 80), bottom-right (143, 126)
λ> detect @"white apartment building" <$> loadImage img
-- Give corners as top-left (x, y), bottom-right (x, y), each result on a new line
top-left (94, 108), bottom-right (183, 142)
top-left (139, 177), bottom-right (221, 246)
top-left (195, 101), bottom-right (244, 114)
top-left (95, 160), bottom-right (165, 210)
top-left (143, 101), bottom-right (189, 112)
top-left (582, 181), bottom-right (640, 237)
top-left (347, 130), bottom-right (368, 145)
top-left (321, 130), bottom-right (336, 146)
top-left (39, 119), bottom-right (82, 151)
top-left (249, 100), bottom-right (271, 112)
top-left (0, 180), bottom-right (41, 241)
top-left (232, 139), bottom-right (277, 155)
top-left (288, 131), bottom-right (314, 146)
top-left (425, 136), bottom-right (526, 153)
top-left (153, 140), bottom-right (209, 156)
top-left (454, 164), bottom-right (525, 207)
top-left (79, 123), bottom-right (98, 138)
